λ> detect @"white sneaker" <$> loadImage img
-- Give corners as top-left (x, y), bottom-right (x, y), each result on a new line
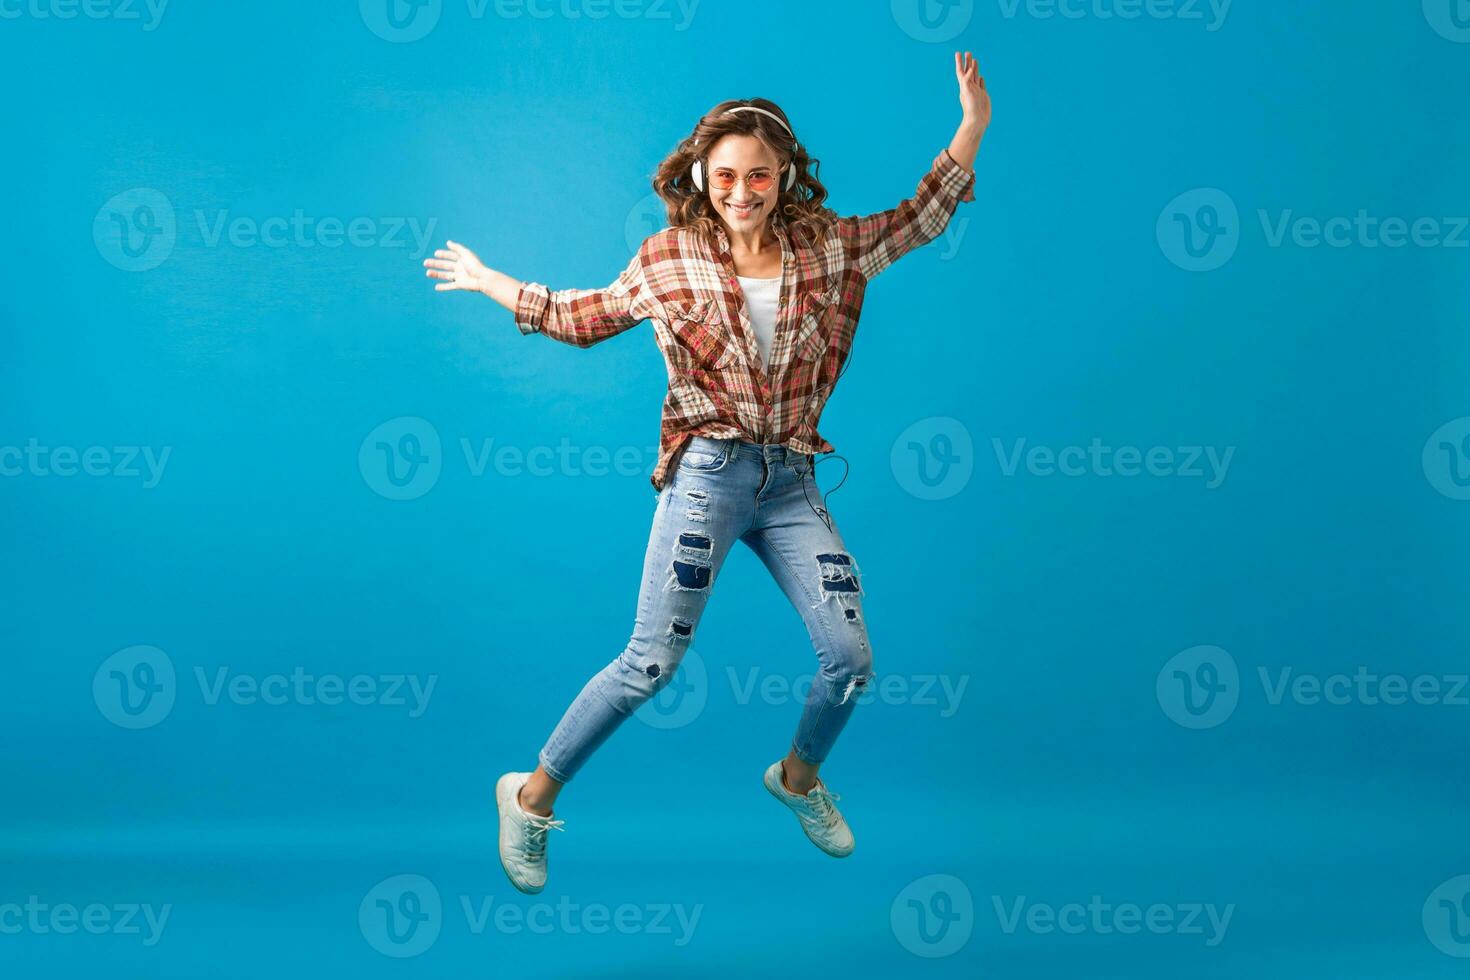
top-left (495, 772), bottom-right (565, 894)
top-left (763, 761), bottom-right (855, 858)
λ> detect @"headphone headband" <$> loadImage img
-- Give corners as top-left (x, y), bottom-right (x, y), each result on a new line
top-left (721, 105), bottom-right (795, 139)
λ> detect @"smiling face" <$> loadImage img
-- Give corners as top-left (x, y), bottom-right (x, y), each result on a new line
top-left (704, 133), bottom-right (783, 233)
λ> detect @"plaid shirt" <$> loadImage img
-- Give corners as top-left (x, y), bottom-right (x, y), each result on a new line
top-left (514, 147), bottom-right (977, 491)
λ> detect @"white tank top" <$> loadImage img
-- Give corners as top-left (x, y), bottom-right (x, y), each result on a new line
top-left (735, 275), bottom-right (780, 369)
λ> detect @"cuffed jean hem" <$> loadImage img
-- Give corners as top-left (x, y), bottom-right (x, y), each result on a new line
top-left (790, 695), bottom-right (833, 765)
top-left (790, 739), bottom-right (824, 767)
top-left (537, 750), bottom-right (572, 785)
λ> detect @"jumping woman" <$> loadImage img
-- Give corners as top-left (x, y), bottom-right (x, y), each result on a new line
top-left (423, 51), bottom-right (990, 893)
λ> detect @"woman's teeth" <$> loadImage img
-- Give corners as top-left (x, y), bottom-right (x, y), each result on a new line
top-left (728, 203), bottom-right (758, 216)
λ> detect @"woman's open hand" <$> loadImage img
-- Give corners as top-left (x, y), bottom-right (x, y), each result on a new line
top-left (955, 50), bottom-right (990, 131)
top-left (423, 240), bottom-right (490, 293)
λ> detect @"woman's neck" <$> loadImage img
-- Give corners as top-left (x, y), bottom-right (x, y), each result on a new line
top-left (724, 222), bottom-right (776, 256)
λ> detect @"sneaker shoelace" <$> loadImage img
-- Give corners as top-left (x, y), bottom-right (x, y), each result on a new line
top-left (802, 786), bottom-right (841, 829)
top-left (520, 814), bottom-right (566, 859)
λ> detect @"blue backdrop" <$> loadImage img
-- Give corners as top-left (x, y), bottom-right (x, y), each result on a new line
top-left (4, 1), bottom-right (1469, 976)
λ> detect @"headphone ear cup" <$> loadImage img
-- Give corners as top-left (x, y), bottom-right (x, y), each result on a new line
top-left (784, 166), bottom-right (796, 192)
top-left (691, 159), bottom-right (704, 192)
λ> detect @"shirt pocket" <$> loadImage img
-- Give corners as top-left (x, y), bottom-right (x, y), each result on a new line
top-left (794, 284), bottom-right (839, 362)
top-left (665, 299), bottom-right (736, 371)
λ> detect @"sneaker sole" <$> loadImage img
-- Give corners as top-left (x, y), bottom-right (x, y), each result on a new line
top-left (495, 773), bottom-right (545, 894)
top-left (763, 766), bottom-right (854, 858)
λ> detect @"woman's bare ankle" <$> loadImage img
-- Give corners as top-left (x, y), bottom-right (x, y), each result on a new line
top-left (782, 751), bottom-right (819, 795)
top-left (517, 784), bottom-right (553, 817)
top-left (518, 766), bottom-right (562, 816)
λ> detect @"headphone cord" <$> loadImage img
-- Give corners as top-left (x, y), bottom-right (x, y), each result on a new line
top-left (799, 332), bottom-right (858, 533)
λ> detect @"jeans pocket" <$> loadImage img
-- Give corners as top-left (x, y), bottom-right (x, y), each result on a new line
top-left (678, 439), bottom-right (730, 472)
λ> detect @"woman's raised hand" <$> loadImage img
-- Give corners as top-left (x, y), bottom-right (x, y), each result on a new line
top-left (423, 240), bottom-right (490, 293)
top-left (955, 50), bottom-right (990, 131)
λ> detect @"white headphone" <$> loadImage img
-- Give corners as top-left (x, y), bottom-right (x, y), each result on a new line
top-left (689, 105), bottom-right (799, 193)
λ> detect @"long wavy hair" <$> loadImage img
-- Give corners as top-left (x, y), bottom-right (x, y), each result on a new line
top-left (652, 98), bottom-right (838, 250)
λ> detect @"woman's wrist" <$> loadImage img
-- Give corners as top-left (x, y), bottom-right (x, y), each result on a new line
top-left (947, 118), bottom-right (986, 172)
top-left (480, 269), bottom-right (526, 314)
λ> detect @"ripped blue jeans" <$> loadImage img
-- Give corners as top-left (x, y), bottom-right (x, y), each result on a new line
top-left (537, 436), bottom-right (875, 783)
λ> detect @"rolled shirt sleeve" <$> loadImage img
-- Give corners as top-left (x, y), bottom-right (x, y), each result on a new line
top-left (939, 147), bottom-right (977, 204)
top-left (513, 250), bottom-right (648, 348)
top-left (838, 147), bottom-right (978, 281)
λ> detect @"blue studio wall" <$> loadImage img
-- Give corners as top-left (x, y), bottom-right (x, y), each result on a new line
top-left (2, 1), bottom-right (1469, 977)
